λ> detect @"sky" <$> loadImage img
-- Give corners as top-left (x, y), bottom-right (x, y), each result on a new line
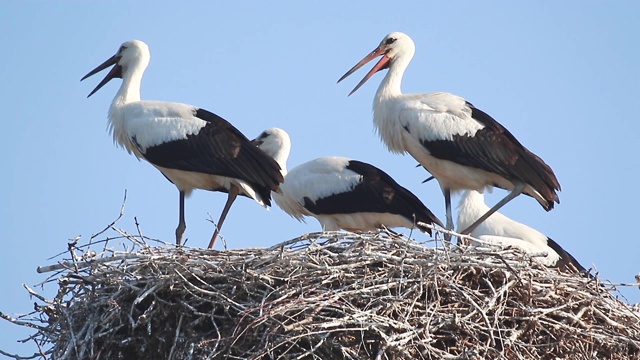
top-left (1, 1), bottom-right (639, 356)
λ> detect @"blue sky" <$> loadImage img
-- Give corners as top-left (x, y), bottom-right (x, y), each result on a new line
top-left (2, 1), bottom-right (639, 356)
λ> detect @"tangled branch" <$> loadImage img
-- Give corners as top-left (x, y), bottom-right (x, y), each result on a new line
top-left (2, 224), bottom-right (639, 359)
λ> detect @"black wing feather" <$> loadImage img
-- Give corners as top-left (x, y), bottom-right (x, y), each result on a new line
top-left (420, 102), bottom-right (560, 209)
top-left (142, 108), bottom-right (283, 204)
top-left (302, 160), bottom-right (442, 234)
top-left (546, 237), bottom-right (590, 276)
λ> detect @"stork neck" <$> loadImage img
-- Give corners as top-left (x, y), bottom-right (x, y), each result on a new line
top-left (260, 138), bottom-right (291, 177)
top-left (459, 191), bottom-right (489, 215)
top-left (111, 67), bottom-right (143, 108)
top-left (273, 148), bottom-right (289, 177)
top-left (375, 57), bottom-right (410, 101)
top-left (278, 164), bottom-right (288, 178)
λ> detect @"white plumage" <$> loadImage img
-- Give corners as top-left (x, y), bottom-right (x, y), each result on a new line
top-left (338, 32), bottom-right (560, 240)
top-left (110, 101), bottom-right (208, 155)
top-left (82, 40), bottom-right (283, 248)
top-left (252, 128), bottom-right (442, 234)
top-left (457, 190), bottom-right (586, 272)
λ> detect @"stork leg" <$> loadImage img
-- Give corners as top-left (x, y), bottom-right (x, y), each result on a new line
top-left (207, 185), bottom-right (240, 249)
top-left (176, 191), bottom-right (186, 246)
top-left (443, 188), bottom-right (453, 242)
top-left (460, 182), bottom-right (526, 235)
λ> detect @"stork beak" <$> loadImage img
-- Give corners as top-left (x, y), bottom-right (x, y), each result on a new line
top-left (81, 54), bottom-right (123, 98)
top-left (337, 47), bottom-right (390, 96)
top-left (250, 138), bottom-right (264, 147)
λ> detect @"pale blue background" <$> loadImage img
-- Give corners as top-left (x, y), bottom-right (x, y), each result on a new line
top-left (2, 1), bottom-right (639, 356)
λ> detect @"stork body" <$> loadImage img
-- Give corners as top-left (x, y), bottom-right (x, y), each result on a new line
top-left (82, 40), bottom-right (283, 248)
top-left (253, 128), bottom-right (442, 234)
top-left (338, 32), bottom-right (560, 239)
top-left (457, 190), bottom-right (586, 272)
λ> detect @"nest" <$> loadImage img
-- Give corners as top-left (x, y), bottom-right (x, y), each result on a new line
top-left (2, 224), bottom-right (640, 360)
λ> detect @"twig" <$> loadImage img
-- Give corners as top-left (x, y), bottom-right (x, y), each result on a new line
top-left (90, 189), bottom-right (127, 241)
top-left (7, 221), bottom-right (640, 359)
top-left (36, 253), bottom-right (145, 273)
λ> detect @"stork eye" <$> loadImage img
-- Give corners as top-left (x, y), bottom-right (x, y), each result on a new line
top-left (385, 38), bottom-right (397, 45)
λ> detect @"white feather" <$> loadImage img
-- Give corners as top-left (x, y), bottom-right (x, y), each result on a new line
top-left (256, 128), bottom-right (423, 232)
top-left (284, 157), bottom-right (361, 202)
top-left (111, 101), bottom-right (207, 154)
top-left (456, 190), bottom-right (561, 266)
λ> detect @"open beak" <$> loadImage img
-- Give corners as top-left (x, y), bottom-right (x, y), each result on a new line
top-left (81, 54), bottom-right (122, 98)
top-left (337, 47), bottom-right (390, 96)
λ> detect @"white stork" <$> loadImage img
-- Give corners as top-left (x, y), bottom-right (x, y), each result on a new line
top-left (457, 190), bottom-right (586, 273)
top-left (337, 32), bottom-right (560, 240)
top-left (252, 128), bottom-right (443, 234)
top-left (81, 40), bottom-right (283, 248)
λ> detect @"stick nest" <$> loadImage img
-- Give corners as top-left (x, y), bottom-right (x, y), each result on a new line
top-left (6, 230), bottom-right (640, 359)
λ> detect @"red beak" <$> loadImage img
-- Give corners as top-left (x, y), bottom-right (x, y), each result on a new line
top-left (338, 47), bottom-right (390, 96)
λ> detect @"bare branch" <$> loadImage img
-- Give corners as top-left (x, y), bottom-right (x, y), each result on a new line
top-left (5, 219), bottom-right (640, 359)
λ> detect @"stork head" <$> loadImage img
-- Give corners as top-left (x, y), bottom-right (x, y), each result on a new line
top-left (337, 32), bottom-right (416, 96)
top-left (81, 40), bottom-right (151, 97)
top-left (252, 128), bottom-right (291, 171)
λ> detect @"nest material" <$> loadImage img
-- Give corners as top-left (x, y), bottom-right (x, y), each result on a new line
top-left (4, 230), bottom-right (640, 360)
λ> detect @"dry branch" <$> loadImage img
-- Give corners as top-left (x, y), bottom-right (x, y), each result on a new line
top-left (2, 226), bottom-right (640, 359)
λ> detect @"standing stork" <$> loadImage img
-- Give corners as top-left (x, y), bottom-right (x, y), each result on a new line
top-left (81, 40), bottom-right (283, 248)
top-left (252, 128), bottom-right (443, 234)
top-left (338, 32), bottom-right (560, 239)
top-left (457, 190), bottom-right (586, 273)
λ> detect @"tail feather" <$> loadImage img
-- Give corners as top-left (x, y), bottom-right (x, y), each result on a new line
top-left (546, 237), bottom-right (591, 277)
